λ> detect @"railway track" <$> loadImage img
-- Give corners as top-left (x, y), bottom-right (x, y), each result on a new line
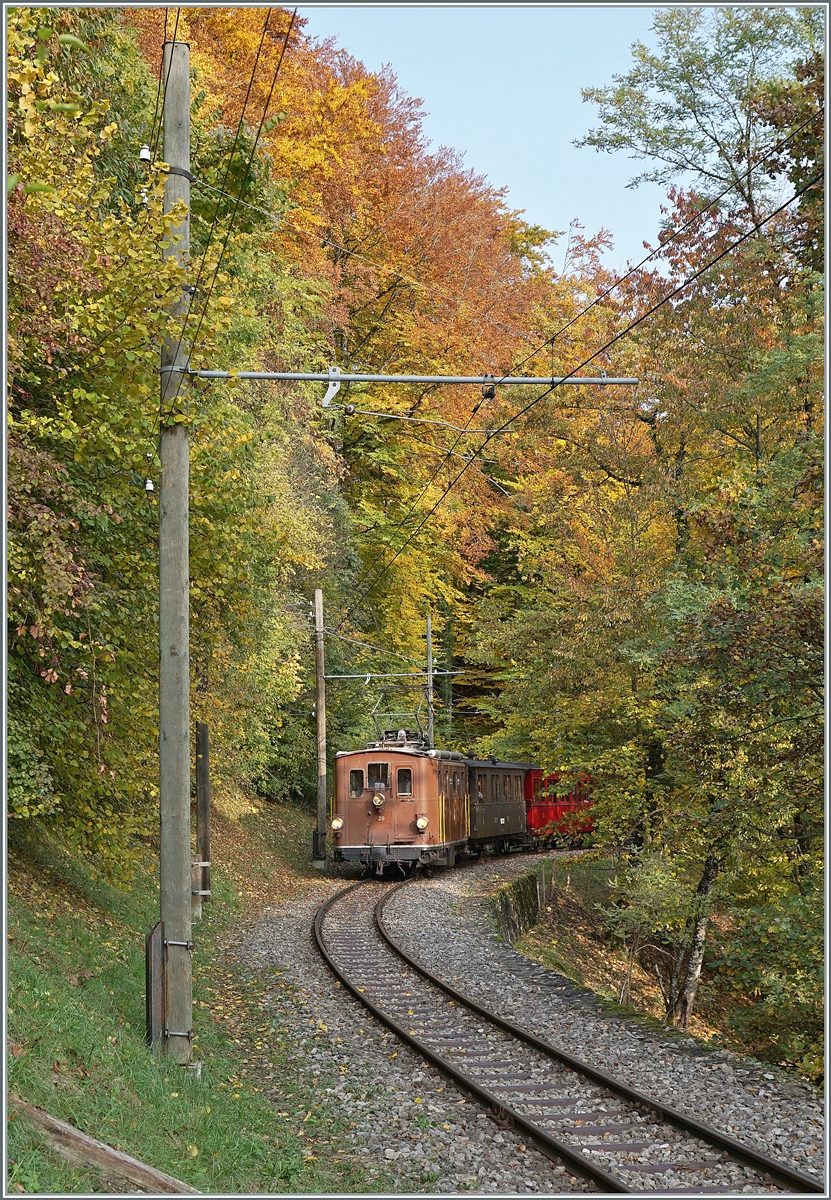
top-left (313, 879), bottom-right (824, 1196)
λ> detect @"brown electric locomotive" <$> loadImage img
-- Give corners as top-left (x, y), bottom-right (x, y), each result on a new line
top-left (330, 728), bottom-right (536, 873)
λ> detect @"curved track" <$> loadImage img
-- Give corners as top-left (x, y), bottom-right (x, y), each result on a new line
top-left (313, 879), bottom-right (823, 1195)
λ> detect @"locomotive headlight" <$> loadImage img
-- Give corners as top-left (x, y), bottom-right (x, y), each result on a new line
top-left (372, 793), bottom-right (385, 807)
top-left (416, 815), bottom-right (429, 831)
top-left (330, 816), bottom-right (344, 832)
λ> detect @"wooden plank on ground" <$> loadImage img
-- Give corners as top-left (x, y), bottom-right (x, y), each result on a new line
top-left (8, 1094), bottom-right (201, 1194)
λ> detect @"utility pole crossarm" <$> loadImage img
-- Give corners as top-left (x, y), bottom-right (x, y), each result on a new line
top-left (163, 368), bottom-right (638, 386)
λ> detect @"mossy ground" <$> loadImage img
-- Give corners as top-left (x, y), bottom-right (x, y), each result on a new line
top-left (7, 790), bottom-right (390, 1195)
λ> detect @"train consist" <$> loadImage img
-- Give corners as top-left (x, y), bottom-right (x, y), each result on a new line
top-left (329, 729), bottom-right (593, 873)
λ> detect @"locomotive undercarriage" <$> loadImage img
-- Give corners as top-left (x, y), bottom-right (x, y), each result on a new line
top-left (337, 831), bottom-right (531, 875)
top-left (338, 838), bottom-right (469, 873)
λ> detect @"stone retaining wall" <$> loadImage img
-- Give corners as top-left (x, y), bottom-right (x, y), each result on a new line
top-left (486, 865), bottom-right (542, 945)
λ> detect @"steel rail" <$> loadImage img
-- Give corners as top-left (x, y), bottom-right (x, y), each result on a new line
top-left (312, 879), bottom-right (631, 1192)
top-left (375, 879), bottom-right (824, 1196)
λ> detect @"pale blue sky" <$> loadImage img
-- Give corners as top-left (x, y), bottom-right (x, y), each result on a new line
top-left (297, 5), bottom-right (670, 272)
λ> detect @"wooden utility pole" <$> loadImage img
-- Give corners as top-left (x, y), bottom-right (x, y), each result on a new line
top-left (158, 38), bottom-right (192, 1064)
top-left (313, 588), bottom-right (327, 867)
top-left (426, 611), bottom-right (434, 748)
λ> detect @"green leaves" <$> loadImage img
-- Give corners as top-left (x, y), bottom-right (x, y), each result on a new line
top-left (57, 34), bottom-right (89, 51)
top-left (576, 7), bottom-right (820, 221)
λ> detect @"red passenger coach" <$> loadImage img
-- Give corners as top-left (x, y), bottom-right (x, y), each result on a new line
top-left (524, 769), bottom-right (594, 843)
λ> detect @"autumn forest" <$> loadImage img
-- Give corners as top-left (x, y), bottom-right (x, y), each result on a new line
top-left (7, 5), bottom-right (824, 1079)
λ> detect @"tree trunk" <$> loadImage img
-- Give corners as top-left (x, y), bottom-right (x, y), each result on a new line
top-left (673, 850), bottom-right (719, 1029)
top-left (620, 932), bottom-right (639, 1005)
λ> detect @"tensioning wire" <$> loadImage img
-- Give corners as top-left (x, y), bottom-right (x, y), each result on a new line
top-left (147, 7), bottom-right (174, 159)
top-left (164, 7), bottom-right (276, 378)
top-left (165, 9), bottom-right (297, 416)
top-left (333, 106), bottom-right (825, 607)
top-left (335, 170), bottom-right (823, 627)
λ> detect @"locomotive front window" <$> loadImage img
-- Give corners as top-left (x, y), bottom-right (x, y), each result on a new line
top-left (349, 769), bottom-right (364, 797)
top-left (368, 762), bottom-right (389, 789)
top-left (397, 767), bottom-right (413, 797)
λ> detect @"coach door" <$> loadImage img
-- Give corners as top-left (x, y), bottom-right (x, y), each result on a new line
top-left (446, 766), bottom-right (464, 842)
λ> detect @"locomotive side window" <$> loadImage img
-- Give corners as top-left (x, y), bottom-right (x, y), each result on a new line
top-left (349, 769), bottom-right (364, 797)
top-left (368, 762), bottom-right (389, 789)
top-left (397, 767), bottom-right (413, 797)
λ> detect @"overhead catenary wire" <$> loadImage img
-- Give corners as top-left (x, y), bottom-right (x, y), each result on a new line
top-left (278, 104), bottom-right (824, 356)
top-left (164, 7), bottom-right (280, 396)
top-left (165, 10), bottom-right (298, 422)
top-left (169, 106), bottom-right (824, 392)
top-left (328, 107), bottom-right (825, 607)
top-left (323, 628), bottom-right (427, 667)
top-left (336, 170), bottom-right (822, 627)
top-left (146, 8), bottom-right (171, 161)
top-left (495, 105), bottom-right (825, 386)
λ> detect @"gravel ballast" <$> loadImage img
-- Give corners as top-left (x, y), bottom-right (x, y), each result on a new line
top-left (226, 854), bottom-right (823, 1194)
top-left (383, 856), bottom-right (825, 1188)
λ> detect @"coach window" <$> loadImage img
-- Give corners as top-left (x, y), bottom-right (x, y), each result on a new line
top-left (476, 774), bottom-right (485, 801)
top-left (492, 775), bottom-right (500, 803)
top-left (349, 769), bottom-right (364, 797)
top-left (397, 767), bottom-right (413, 797)
top-left (452, 771), bottom-right (459, 795)
top-left (368, 762), bottom-right (389, 790)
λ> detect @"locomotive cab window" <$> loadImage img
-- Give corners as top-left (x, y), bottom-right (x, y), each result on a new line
top-left (349, 769), bottom-right (364, 797)
top-left (368, 762), bottom-right (389, 789)
top-left (397, 767), bottom-right (413, 797)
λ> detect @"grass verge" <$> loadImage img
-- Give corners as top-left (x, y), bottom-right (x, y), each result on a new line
top-left (7, 790), bottom-right (380, 1195)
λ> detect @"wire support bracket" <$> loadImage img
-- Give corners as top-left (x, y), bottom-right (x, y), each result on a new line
top-left (159, 367), bottom-right (638, 386)
top-left (324, 670), bottom-right (463, 680)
